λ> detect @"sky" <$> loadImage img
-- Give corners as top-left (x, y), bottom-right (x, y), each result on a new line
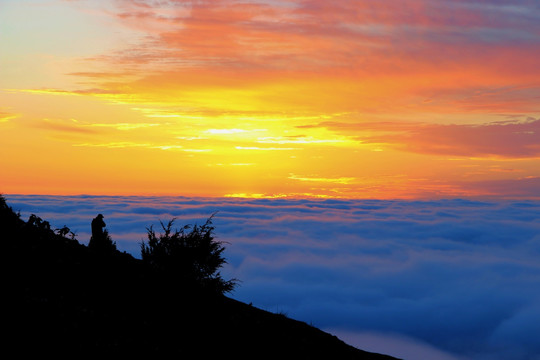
top-left (1, 0), bottom-right (540, 198)
top-left (6, 194), bottom-right (540, 360)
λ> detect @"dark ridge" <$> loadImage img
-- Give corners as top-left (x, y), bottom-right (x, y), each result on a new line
top-left (1, 195), bottom-right (399, 358)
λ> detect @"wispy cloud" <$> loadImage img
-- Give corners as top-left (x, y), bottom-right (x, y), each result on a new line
top-left (64, 0), bottom-right (540, 116)
top-left (32, 118), bottom-right (162, 135)
top-left (288, 173), bottom-right (356, 184)
top-left (88, 122), bottom-right (161, 131)
top-left (10, 88), bottom-right (122, 97)
top-left (459, 176), bottom-right (540, 199)
top-left (0, 111), bottom-right (19, 123)
top-left (302, 118), bottom-right (540, 159)
top-left (36, 118), bottom-right (101, 134)
top-left (235, 146), bottom-right (298, 151)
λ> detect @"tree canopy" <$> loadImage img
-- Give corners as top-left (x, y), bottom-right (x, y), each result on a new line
top-left (141, 215), bottom-right (237, 295)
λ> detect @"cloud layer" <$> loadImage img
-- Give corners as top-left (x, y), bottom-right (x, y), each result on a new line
top-left (6, 195), bottom-right (540, 359)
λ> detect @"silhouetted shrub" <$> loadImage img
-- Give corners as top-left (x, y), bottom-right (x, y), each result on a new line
top-left (89, 229), bottom-right (117, 254)
top-left (27, 214), bottom-right (53, 233)
top-left (0, 194), bottom-right (21, 234)
top-left (140, 215), bottom-right (237, 295)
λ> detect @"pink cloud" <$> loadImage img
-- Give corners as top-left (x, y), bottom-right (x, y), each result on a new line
top-left (68, 0), bottom-right (540, 108)
top-left (459, 176), bottom-right (540, 199)
top-left (305, 118), bottom-right (540, 158)
top-left (100, 0), bottom-right (540, 70)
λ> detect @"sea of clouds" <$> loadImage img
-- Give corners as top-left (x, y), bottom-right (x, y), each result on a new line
top-left (5, 195), bottom-right (540, 360)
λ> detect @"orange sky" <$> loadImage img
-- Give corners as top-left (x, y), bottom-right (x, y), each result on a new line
top-left (1, 0), bottom-right (539, 198)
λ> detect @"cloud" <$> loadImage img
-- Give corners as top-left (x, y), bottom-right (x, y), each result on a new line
top-left (134, 0), bottom-right (539, 71)
top-left (459, 176), bottom-right (540, 199)
top-left (13, 88), bottom-right (122, 97)
top-left (304, 118), bottom-right (540, 158)
top-left (487, 305), bottom-right (540, 360)
top-left (35, 118), bottom-right (100, 134)
top-left (29, 118), bottom-right (165, 142)
top-left (288, 173), bottom-right (356, 184)
top-left (9, 0), bottom-right (539, 121)
top-left (67, 0), bottom-right (540, 114)
top-left (0, 111), bottom-right (19, 123)
top-left (5, 195), bottom-right (540, 359)
top-left (326, 331), bottom-right (467, 360)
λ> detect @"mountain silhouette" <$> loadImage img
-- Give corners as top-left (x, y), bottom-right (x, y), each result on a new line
top-left (1, 196), bottom-right (399, 358)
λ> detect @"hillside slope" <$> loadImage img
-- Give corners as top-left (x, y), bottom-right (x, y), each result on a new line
top-left (1, 196), bottom-right (398, 358)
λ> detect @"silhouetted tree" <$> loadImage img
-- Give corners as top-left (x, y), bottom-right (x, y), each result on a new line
top-left (27, 214), bottom-right (52, 233)
top-left (56, 225), bottom-right (70, 238)
top-left (55, 225), bottom-right (77, 240)
top-left (140, 214), bottom-right (237, 295)
top-left (0, 194), bottom-right (21, 229)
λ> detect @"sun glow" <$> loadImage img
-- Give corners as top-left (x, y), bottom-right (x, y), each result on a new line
top-left (1, 0), bottom-right (539, 198)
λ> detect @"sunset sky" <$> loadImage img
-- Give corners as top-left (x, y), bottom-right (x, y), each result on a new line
top-left (2, 0), bottom-right (540, 198)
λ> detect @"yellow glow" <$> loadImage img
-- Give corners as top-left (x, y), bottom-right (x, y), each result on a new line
top-left (288, 174), bottom-right (357, 185)
top-left (1, 0), bottom-right (539, 199)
